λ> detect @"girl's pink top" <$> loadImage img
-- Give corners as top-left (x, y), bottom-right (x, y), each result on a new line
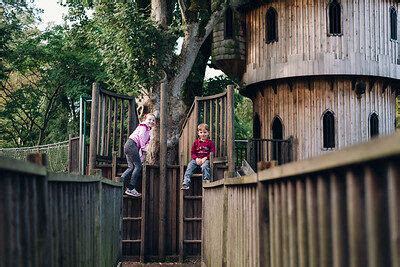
top-left (129, 123), bottom-right (151, 162)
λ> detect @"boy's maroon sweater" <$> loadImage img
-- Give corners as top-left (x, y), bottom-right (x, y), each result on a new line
top-left (191, 138), bottom-right (216, 160)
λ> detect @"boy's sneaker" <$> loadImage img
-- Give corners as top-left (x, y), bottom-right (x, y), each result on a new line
top-left (203, 179), bottom-right (211, 184)
top-left (125, 188), bottom-right (141, 197)
top-left (180, 184), bottom-right (189, 190)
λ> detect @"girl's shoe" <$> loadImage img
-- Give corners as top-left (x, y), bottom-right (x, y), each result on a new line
top-left (125, 188), bottom-right (141, 197)
top-left (180, 184), bottom-right (189, 190)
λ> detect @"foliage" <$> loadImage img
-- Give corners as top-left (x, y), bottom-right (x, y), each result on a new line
top-left (203, 75), bottom-right (253, 139)
top-left (89, 2), bottom-right (178, 94)
top-left (1, 4), bottom-right (105, 147)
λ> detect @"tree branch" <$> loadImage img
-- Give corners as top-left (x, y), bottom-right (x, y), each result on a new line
top-left (177, 0), bottom-right (187, 24)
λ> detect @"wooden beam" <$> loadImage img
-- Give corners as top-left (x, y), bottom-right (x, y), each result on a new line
top-left (158, 77), bottom-right (168, 259)
top-left (88, 82), bottom-right (100, 175)
top-left (226, 85), bottom-right (235, 177)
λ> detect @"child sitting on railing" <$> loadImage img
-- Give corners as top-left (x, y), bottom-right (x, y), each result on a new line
top-left (181, 123), bottom-right (216, 190)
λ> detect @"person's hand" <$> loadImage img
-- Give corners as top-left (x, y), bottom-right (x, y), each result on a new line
top-left (195, 158), bottom-right (202, 165)
top-left (202, 157), bottom-right (207, 165)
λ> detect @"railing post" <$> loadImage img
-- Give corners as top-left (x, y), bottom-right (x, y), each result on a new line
top-left (89, 83), bottom-right (100, 175)
top-left (68, 134), bottom-right (72, 173)
top-left (159, 76), bottom-right (168, 259)
top-left (226, 85), bottom-right (235, 177)
top-left (288, 135), bottom-right (294, 162)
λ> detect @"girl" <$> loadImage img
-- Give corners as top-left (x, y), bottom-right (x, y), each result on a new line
top-left (121, 113), bottom-right (156, 197)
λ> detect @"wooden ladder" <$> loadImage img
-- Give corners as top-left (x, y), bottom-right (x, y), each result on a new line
top-left (113, 154), bottom-right (146, 261)
top-left (179, 172), bottom-right (203, 261)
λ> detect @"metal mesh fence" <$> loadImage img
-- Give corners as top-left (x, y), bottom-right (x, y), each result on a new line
top-left (0, 141), bottom-right (69, 173)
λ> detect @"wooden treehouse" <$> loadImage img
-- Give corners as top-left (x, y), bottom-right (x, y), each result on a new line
top-left (3, 0), bottom-right (400, 264)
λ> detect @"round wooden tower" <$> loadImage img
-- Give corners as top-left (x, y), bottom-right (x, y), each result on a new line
top-left (213, 0), bottom-right (400, 161)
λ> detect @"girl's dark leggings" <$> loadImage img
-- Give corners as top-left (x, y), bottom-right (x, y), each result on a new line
top-left (121, 139), bottom-right (142, 190)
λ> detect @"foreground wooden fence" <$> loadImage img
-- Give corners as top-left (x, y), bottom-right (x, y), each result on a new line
top-left (0, 156), bottom-right (123, 267)
top-left (202, 132), bottom-right (400, 266)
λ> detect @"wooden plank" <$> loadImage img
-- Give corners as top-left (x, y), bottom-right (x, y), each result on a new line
top-left (140, 165), bottom-right (147, 262)
top-left (226, 85), bottom-right (235, 176)
top-left (159, 79), bottom-right (168, 258)
top-left (106, 96), bottom-right (112, 156)
top-left (88, 83), bottom-right (100, 174)
top-left (119, 100), bottom-right (125, 157)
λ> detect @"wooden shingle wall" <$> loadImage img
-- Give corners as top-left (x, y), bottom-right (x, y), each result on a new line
top-left (243, 0), bottom-right (400, 85)
top-left (253, 77), bottom-right (397, 161)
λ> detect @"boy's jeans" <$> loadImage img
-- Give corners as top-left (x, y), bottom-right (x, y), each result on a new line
top-left (183, 159), bottom-right (211, 186)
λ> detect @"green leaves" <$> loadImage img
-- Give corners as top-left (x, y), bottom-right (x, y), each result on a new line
top-left (89, 2), bottom-right (177, 94)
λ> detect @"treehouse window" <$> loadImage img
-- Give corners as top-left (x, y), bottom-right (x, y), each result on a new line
top-left (323, 110), bottom-right (335, 148)
top-left (253, 113), bottom-right (261, 139)
top-left (265, 8), bottom-right (278, 43)
top-left (370, 113), bottom-right (379, 138)
top-left (225, 7), bottom-right (234, 39)
top-left (328, 1), bottom-right (342, 35)
top-left (271, 116), bottom-right (283, 163)
top-left (390, 7), bottom-right (397, 40)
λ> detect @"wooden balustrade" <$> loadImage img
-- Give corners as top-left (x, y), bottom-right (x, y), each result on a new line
top-left (203, 132), bottom-right (400, 266)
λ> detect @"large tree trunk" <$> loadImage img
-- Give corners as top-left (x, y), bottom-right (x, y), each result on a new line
top-left (141, 1), bottom-right (227, 164)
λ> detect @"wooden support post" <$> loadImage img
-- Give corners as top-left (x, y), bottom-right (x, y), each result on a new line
top-left (89, 82), bottom-right (100, 175)
top-left (68, 134), bottom-right (72, 173)
top-left (140, 165), bottom-right (147, 262)
top-left (226, 85), bottom-right (235, 177)
top-left (158, 77), bottom-right (168, 259)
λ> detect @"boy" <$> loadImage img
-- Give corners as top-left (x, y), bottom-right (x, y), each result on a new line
top-left (181, 123), bottom-right (216, 190)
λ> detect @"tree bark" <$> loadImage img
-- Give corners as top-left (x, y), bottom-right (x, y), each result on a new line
top-left (143, 1), bottom-right (227, 164)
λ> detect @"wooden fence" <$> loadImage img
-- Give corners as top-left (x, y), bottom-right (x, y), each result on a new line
top-left (0, 156), bottom-right (123, 267)
top-left (202, 132), bottom-right (400, 266)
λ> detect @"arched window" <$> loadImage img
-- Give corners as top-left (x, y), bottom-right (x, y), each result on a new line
top-left (390, 7), bottom-right (398, 40)
top-left (323, 110), bottom-right (335, 148)
top-left (253, 113), bottom-right (261, 139)
top-left (271, 116), bottom-right (283, 163)
top-left (370, 113), bottom-right (379, 138)
top-left (328, 1), bottom-right (342, 35)
top-left (265, 8), bottom-right (278, 43)
top-left (225, 7), bottom-right (233, 39)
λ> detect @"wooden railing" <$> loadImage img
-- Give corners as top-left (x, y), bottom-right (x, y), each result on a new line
top-left (235, 138), bottom-right (294, 171)
top-left (202, 132), bottom-right (400, 266)
top-left (179, 85), bottom-right (235, 178)
top-left (0, 156), bottom-right (123, 266)
top-left (88, 83), bottom-right (139, 175)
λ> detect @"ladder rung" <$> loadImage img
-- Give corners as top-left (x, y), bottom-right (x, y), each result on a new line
top-left (122, 239), bottom-right (141, 243)
top-left (123, 217), bottom-right (142, 221)
top-left (184, 196), bottom-right (202, 200)
top-left (183, 240), bottom-right (201, 243)
top-left (191, 173), bottom-right (202, 177)
top-left (184, 217), bottom-right (202, 221)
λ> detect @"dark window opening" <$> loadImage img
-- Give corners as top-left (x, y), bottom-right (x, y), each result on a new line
top-left (390, 7), bottom-right (397, 40)
top-left (323, 111), bottom-right (335, 148)
top-left (253, 113), bottom-right (261, 139)
top-left (370, 113), bottom-right (379, 138)
top-left (265, 8), bottom-right (278, 43)
top-left (272, 116), bottom-right (283, 163)
top-left (328, 1), bottom-right (342, 35)
top-left (225, 7), bottom-right (234, 39)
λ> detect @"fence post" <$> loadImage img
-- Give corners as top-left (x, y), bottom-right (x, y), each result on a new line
top-left (226, 85), bottom-right (235, 177)
top-left (68, 134), bottom-right (72, 173)
top-left (89, 83), bottom-right (100, 175)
